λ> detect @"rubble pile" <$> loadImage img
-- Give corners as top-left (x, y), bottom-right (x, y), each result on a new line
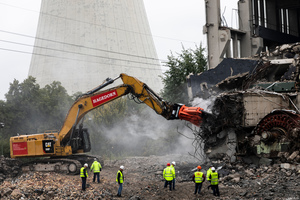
top-left (0, 156), bottom-right (21, 183)
top-left (0, 171), bottom-right (115, 199)
top-left (0, 155), bottom-right (299, 199)
top-left (217, 161), bottom-right (300, 199)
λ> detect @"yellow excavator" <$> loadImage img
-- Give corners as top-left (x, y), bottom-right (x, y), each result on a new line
top-left (10, 73), bottom-right (207, 174)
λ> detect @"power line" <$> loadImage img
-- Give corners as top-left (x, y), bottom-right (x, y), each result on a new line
top-left (0, 47), bottom-right (163, 71)
top-left (0, 1), bottom-right (201, 66)
top-left (0, 1), bottom-right (205, 66)
top-left (0, 38), bottom-right (162, 66)
top-left (0, 29), bottom-right (165, 63)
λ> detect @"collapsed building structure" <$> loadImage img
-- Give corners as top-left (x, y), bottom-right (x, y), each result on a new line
top-left (187, 0), bottom-right (300, 164)
top-left (188, 43), bottom-right (300, 164)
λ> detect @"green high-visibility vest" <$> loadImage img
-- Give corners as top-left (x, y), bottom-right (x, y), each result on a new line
top-left (194, 171), bottom-right (203, 183)
top-left (116, 170), bottom-right (123, 183)
top-left (207, 168), bottom-right (212, 181)
top-left (91, 161), bottom-right (102, 173)
top-left (170, 165), bottom-right (176, 178)
top-left (80, 167), bottom-right (88, 178)
top-left (163, 167), bottom-right (174, 181)
top-left (211, 172), bottom-right (219, 185)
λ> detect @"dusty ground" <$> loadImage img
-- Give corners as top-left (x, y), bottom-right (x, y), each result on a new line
top-left (0, 155), bottom-right (299, 199)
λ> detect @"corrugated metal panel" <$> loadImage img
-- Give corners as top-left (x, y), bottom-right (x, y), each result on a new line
top-left (243, 93), bottom-right (289, 127)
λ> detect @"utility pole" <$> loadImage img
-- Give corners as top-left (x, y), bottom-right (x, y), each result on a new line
top-left (0, 122), bottom-right (4, 156)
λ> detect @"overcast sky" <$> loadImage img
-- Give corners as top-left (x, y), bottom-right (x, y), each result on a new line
top-left (0, 0), bottom-right (238, 100)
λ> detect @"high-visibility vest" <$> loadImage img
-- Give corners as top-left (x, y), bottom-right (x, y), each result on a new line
top-left (163, 167), bottom-right (174, 181)
top-left (170, 165), bottom-right (176, 178)
top-left (207, 168), bottom-right (212, 181)
top-left (194, 171), bottom-right (203, 183)
top-left (211, 172), bottom-right (219, 185)
top-left (91, 161), bottom-right (102, 173)
top-left (116, 170), bottom-right (123, 183)
top-left (80, 167), bottom-right (88, 178)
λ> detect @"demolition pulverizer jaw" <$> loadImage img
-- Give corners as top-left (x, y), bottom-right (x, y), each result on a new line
top-left (200, 110), bottom-right (214, 118)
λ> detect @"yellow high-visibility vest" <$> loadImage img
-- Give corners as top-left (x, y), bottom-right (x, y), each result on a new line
top-left (116, 170), bottom-right (123, 183)
top-left (80, 167), bottom-right (88, 178)
top-left (194, 171), bottom-right (203, 183)
top-left (170, 165), bottom-right (176, 178)
top-left (163, 167), bottom-right (174, 181)
top-left (211, 172), bottom-right (219, 185)
top-left (207, 168), bottom-right (212, 181)
top-left (91, 161), bottom-right (102, 173)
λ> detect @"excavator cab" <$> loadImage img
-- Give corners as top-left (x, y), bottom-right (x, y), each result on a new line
top-left (67, 127), bottom-right (91, 153)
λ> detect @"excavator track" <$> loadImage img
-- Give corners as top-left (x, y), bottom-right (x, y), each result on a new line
top-left (21, 158), bottom-right (82, 175)
top-left (21, 154), bottom-right (103, 175)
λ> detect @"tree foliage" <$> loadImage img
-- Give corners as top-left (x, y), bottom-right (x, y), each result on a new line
top-left (0, 77), bottom-right (73, 140)
top-left (161, 45), bottom-right (207, 104)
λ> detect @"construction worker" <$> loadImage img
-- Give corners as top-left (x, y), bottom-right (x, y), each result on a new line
top-left (90, 158), bottom-right (102, 183)
top-left (206, 166), bottom-right (213, 182)
top-left (171, 161), bottom-right (176, 190)
top-left (116, 165), bottom-right (125, 197)
top-left (80, 163), bottom-right (88, 191)
top-left (206, 165), bottom-right (213, 191)
top-left (209, 167), bottom-right (220, 196)
top-left (163, 163), bottom-right (174, 191)
top-left (192, 165), bottom-right (206, 194)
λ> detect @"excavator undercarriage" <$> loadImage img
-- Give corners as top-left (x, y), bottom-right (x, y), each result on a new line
top-left (21, 154), bottom-right (103, 175)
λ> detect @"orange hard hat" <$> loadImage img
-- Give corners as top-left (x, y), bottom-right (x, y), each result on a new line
top-left (167, 163), bottom-right (170, 166)
top-left (197, 166), bottom-right (201, 169)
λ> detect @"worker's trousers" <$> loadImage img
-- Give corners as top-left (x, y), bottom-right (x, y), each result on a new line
top-left (211, 185), bottom-right (220, 196)
top-left (172, 178), bottom-right (175, 189)
top-left (93, 172), bottom-right (100, 183)
top-left (164, 180), bottom-right (172, 191)
top-left (81, 177), bottom-right (87, 191)
top-left (194, 182), bottom-right (202, 194)
top-left (117, 183), bottom-right (123, 195)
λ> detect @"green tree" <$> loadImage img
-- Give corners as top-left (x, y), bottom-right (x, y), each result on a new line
top-left (161, 45), bottom-right (207, 104)
top-left (2, 77), bottom-right (73, 137)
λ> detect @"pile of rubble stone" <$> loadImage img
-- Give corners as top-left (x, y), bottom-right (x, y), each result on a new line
top-left (0, 155), bottom-right (299, 199)
top-left (0, 156), bottom-right (21, 183)
top-left (217, 161), bottom-right (300, 199)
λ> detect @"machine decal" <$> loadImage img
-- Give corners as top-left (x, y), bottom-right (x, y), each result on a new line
top-left (12, 142), bottom-right (28, 155)
top-left (91, 89), bottom-right (118, 107)
top-left (43, 140), bottom-right (54, 153)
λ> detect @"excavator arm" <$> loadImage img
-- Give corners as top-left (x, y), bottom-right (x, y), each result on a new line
top-left (58, 73), bottom-right (205, 142)
top-left (10, 73), bottom-right (206, 158)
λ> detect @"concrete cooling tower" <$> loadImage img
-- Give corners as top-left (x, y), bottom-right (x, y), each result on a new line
top-left (29, 0), bottom-right (163, 95)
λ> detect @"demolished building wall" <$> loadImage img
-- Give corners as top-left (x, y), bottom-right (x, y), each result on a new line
top-left (188, 43), bottom-right (300, 165)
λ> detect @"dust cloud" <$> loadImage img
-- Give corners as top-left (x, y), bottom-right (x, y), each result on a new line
top-left (88, 97), bottom-right (215, 160)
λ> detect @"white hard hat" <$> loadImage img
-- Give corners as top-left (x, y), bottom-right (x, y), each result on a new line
top-left (84, 163), bottom-right (88, 167)
top-left (120, 165), bottom-right (124, 170)
top-left (172, 161), bottom-right (176, 166)
top-left (211, 167), bottom-right (215, 171)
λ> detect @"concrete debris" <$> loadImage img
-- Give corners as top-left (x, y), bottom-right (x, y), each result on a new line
top-left (0, 156), bottom-right (21, 183)
top-left (188, 43), bottom-right (300, 164)
top-left (0, 155), bottom-right (299, 199)
top-left (288, 151), bottom-right (299, 161)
